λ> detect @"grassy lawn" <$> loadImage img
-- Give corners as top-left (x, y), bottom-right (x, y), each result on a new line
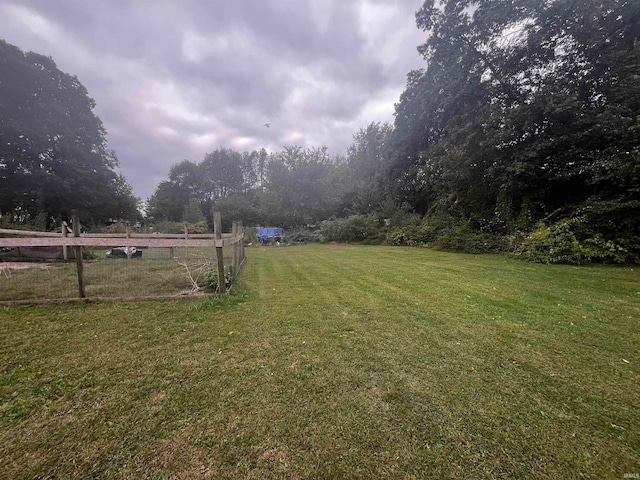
top-left (1, 244), bottom-right (639, 479)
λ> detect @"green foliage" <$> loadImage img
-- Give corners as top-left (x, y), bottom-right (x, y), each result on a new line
top-left (0, 212), bottom-right (50, 232)
top-left (434, 224), bottom-right (511, 254)
top-left (387, 214), bottom-right (511, 254)
top-left (388, 0), bottom-right (640, 246)
top-left (200, 266), bottom-right (234, 292)
top-left (0, 40), bottom-right (140, 227)
top-left (582, 235), bottom-right (629, 264)
top-left (514, 221), bottom-right (583, 265)
top-left (283, 226), bottom-right (323, 244)
top-left (182, 198), bottom-right (207, 224)
top-left (153, 221), bottom-right (208, 234)
top-left (318, 214), bottom-right (382, 243)
top-left (102, 222), bottom-right (128, 234)
top-left (515, 220), bottom-right (639, 265)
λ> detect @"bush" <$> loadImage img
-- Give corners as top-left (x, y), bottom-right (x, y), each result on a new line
top-left (154, 221), bottom-right (209, 234)
top-left (514, 221), bottom-right (583, 264)
top-left (582, 234), bottom-right (629, 264)
top-left (387, 216), bottom-right (510, 254)
top-left (386, 214), bottom-right (445, 247)
top-left (434, 226), bottom-right (510, 254)
top-left (285, 227), bottom-right (323, 244)
top-left (200, 266), bottom-right (234, 292)
top-left (319, 215), bottom-right (381, 243)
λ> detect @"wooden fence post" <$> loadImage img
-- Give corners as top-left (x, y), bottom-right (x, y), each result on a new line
top-left (214, 212), bottom-right (226, 294)
top-left (126, 221), bottom-right (131, 259)
top-left (61, 221), bottom-right (68, 261)
top-left (72, 210), bottom-right (85, 298)
top-left (184, 223), bottom-right (189, 261)
top-left (238, 221), bottom-right (244, 267)
top-left (232, 221), bottom-right (238, 274)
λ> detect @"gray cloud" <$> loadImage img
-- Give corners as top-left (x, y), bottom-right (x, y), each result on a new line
top-left (0, 0), bottom-right (427, 200)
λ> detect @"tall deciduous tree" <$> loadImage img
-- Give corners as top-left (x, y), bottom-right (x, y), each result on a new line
top-left (340, 122), bottom-right (393, 215)
top-left (390, 0), bottom-right (640, 238)
top-left (0, 40), bottom-right (139, 226)
top-left (264, 146), bottom-right (343, 226)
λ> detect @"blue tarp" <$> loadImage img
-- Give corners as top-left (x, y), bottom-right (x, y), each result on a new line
top-left (257, 227), bottom-right (284, 242)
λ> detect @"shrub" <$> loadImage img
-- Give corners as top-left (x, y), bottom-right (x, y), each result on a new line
top-left (319, 215), bottom-right (381, 243)
top-left (514, 221), bottom-right (583, 264)
top-left (433, 223), bottom-right (510, 254)
top-left (285, 227), bottom-right (323, 244)
top-left (582, 235), bottom-right (629, 263)
top-left (154, 221), bottom-right (209, 234)
top-left (387, 215), bottom-right (510, 254)
top-left (386, 215), bottom-right (442, 247)
top-left (200, 266), bottom-right (234, 292)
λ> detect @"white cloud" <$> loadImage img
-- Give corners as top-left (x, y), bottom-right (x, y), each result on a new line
top-left (142, 81), bottom-right (218, 128)
top-left (357, 0), bottom-right (403, 70)
top-left (181, 26), bottom-right (256, 64)
top-left (3, 5), bottom-right (55, 38)
top-left (231, 136), bottom-right (257, 150)
top-left (186, 132), bottom-right (218, 150)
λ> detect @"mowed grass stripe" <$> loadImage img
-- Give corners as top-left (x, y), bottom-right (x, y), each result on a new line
top-left (241, 245), bottom-right (640, 476)
top-left (1, 244), bottom-right (639, 479)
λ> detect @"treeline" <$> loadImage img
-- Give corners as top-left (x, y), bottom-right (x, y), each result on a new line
top-left (145, 129), bottom-right (391, 232)
top-left (148, 0), bottom-right (639, 262)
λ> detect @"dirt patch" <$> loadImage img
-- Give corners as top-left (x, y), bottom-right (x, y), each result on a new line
top-left (325, 242), bottom-right (351, 250)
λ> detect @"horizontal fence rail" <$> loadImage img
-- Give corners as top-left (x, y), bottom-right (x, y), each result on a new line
top-left (0, 232), bottom-right (240, 248)
top-left (0, 212), bottom-right (245, 304)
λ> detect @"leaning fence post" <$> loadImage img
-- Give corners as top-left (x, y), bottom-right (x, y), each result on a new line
top-left (72, 210), bottom-right (85, 298)
top-left (214, 212), bottom-right (226, 294)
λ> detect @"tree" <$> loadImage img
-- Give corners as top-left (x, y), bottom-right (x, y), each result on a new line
top-left (264, 146), bottom-right (343, 226)
top-left (145, 180), bottom-right (189, 222)
top-left (389, 0), bottom-right (640, 238)
top-left (0, 40), bottom-right (139, 227)
top-left (341, 122), bottom-right (393, 215)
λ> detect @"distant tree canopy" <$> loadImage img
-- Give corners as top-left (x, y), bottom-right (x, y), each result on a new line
top-left (0, 39), bottom-right (139, 228)
top-left (146, 146), bottom-right (349, 230)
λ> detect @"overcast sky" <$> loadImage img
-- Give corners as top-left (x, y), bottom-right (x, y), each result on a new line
top-left (0, 0), bottom-right (427, 201)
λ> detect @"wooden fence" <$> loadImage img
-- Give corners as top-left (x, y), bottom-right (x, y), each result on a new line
top-left (0, 211), bottom-right (245, 303)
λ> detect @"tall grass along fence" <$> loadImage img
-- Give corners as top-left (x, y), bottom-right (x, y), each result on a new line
top-left (0, 211), bottom-right (245, 304)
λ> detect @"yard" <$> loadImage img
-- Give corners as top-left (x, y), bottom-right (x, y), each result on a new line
top-left (1, 244), bottom-right (638, 479)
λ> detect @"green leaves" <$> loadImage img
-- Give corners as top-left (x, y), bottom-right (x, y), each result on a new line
top-left (388, 0), bottom-right (640, 248)
top-left (0, 40), bottom-right (139, 226)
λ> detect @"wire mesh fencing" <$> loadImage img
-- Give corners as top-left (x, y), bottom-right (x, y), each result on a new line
top-left (0, 215), bottom-right (244, 304)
